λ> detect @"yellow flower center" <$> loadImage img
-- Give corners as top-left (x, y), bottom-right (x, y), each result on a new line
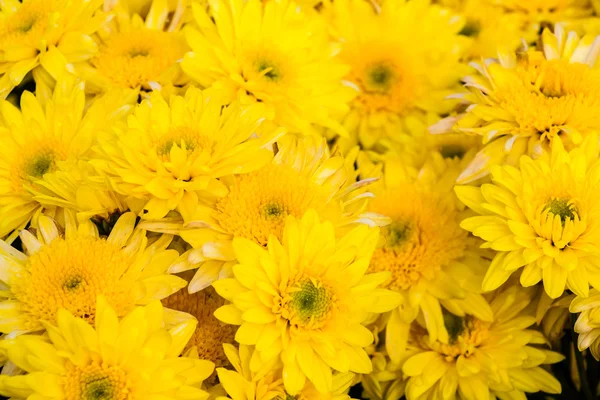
top-left (415, 314), bottom-right (490, 362)
top-left (368, 188), bottom-right (467, 291)
top-left (92, 30), bottom-right (188, 89)
top-left (492, 58), bottom-right (600, 141)
top-left (0, 0), bottom-right (56, 49)
top-left (11, 140), bottom-right (68, 193)
top-left (348, 52), bottom-right (418, 115)
top-left (161, 286), bottom-right (236, 376)
top-left (64, 363), bottom-right (132, 400)
top-left (11, 237), bottom-right (136, 330)
top-left (213, 164), bottom-right (332, 246)
top-left (276, 277), bottom-right (337, 330)
top-left (154, 126), bottom-right (213, 160)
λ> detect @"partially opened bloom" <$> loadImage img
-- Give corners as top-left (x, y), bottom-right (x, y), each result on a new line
top-left (182, 0), bottom-right (354, 134)
top-left (95, 87), bottom-right (284, 222)
top-left (0, 297), bottom-right (215, 399)
top-left (0, 212), bottom-right (186, 336)
top-left (457, 136), bottom-right (600, 299)
top-left (215, 344), bottom-right (356, 400)
top-left (73, 0), bottom-right (189, 93)
top-left (362, 156), bottom-right (493, 363)
top-left (398, 285), bottom-right (563, 399)
top-left (0, 0), bottom-right (108, 98)
top-left (327, 0), bottom-right (469, 150)
top-left (571, 289), bottom-right (600, 360)
top-left (440, 25), bottom-right (600, 183)
top-left (212, 210), bottom-right (401, 394)
top-left (0, 77), bottom-right (132, 241)
top-left (175, 135), bottom-right (386, 293)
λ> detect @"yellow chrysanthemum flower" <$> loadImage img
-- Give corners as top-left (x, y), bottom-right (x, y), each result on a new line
top-left (361, 156), bottom-right (493, 363)
top-left (491, 0), bottom-right (592, 23)
top-left (73, 0), bottom-right (189, 92)
top-left (457, 136), bottom-right (600, 299)
top-left (0, 77), bottom-right (132, 241)
top-left (212, 210), bottom-right (401, 394)
top-left (571, 289), bottom-right (600, 360)
top-left (440, 25), bottom-right (600, 184)
top-left (95, 87), bottom-right (284, 223)
top-left (437, 0), bottom-right (529, 58)
top-left (215, 344), bottom-right (357, 400)
top-left (0, 212), bottom-right (186, 336)
top-left (396, 285), bottom-right (563, 399)
top-left (181, 0), bottom-right (354, 135)
top-left (0, 0), bottom-right (108, 98)
top-left (326, 0), bottom-right (469, 150)
top-left (162, 285), bottom-right (237, 380)
top-left (175, 135), bottom-right (387, 293)
top-left (0, 296), bottom-right (215, 399)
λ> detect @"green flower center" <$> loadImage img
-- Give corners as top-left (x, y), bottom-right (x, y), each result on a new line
top-left (366, 63), bottom-right (395, 93)
top-left (387, 221), bottom-right (412, 247)
top-left (83, 377), bottom-right (115, 400)
top-left (261, 201), bottom-right (286, 219)
top-left (289, 280), bottom-right (333, 326)
top-left (256, 60), bottom-right (281, 81)
top-left (545, 197), bottom-right (577, 223)
top-left (439, 144), bottom-right (466, 159)
top-left (25, 152), bottom-right (55, 178)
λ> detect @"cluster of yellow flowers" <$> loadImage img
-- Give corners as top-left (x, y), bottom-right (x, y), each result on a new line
top-left (3, 0), bottom-right (600, 399)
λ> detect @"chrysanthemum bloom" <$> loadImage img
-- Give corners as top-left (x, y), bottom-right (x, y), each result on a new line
top-left (174, 135), bottom-right (387, 293)
top-left (212, 211), bottom-right (401, 394)
top-left (362, 156), bottom-right (493, 363)
top-left (0, 297), bottom-right (215, 399)
top-left (95, 87), bottom-right (284, 222)
top-left (0, 77), bottom-right (132, 241)
top-left (571, 289), bottom-right (600, 360)
top-left (457, 136), bottom-right (600, 299)
top-left (0, 0), bottom-right (108, 98)
top-left (326, 0), bottom-right (469, 150)
top-left (181, 0), bottom-right (354, 135)
top-left (215, 344), bottom-right (357, 400)
top-left (29, 159), bottom-right (130, 225)
top-left (0, 212), bottom-right (186, 336)
top-left (437, 0), bottom-right (530, 58)
top-left (438, 25), bottom-right (600, 184)
top-left (73, 0), bottom-right (189, 93)
top-left (397, 285), bottom-right (563, 399)
top-left (161, 285), bottom-right (237, 379)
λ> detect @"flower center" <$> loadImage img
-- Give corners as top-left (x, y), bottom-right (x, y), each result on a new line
top-left (11, 140), bottom-right (68, 193)
top-left (415, 313), bottom-right (490, 362)
top-left (348, 54), bottom-right (417, 115)
top-left (92, 30), bottom-right (188, 89)
top-left (161, 286), bottom-right (236, 376)
top-left (64, 363), bottom-right (131, 400)
top-left (255, 59), bottom-right (282, 81)
top-left (278, 278), bottom-right (336, 329)
top-left (439, 144), bottom-right (466, 159)
top-left (155, 127), bottom-right (212, 158)
top-left (368, 189), bottom-right (467, 291)
top-left (213, 165), bottom-right (330, 246)
top-left (365, 63), bottom-right (395, 93)
top-left (10, 237), bottom-right (136, 330)
top-left (545, 197), bottom-right (577, 224)
top-left (0, 0), bottom-right (54, 48)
